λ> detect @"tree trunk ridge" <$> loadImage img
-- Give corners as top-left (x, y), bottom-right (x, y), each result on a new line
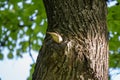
top-left (32, 0), bottom-right (108, 80)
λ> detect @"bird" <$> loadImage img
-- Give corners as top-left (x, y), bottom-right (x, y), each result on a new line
top-left (47, 32), bottom-right (63, 43)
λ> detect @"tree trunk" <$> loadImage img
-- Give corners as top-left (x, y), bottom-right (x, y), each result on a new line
top-left (32, 0), bottom-right (108, 80)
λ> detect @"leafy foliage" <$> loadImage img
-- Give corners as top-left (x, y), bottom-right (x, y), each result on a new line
top-left (107, 0), bottom-right (120, 68)
top-left (27, 64), bottom-right (35, 80)
top-left (0, 0), bottom-right (47, 60)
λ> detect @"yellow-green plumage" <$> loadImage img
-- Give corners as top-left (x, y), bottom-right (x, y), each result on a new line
top-left (47, 32), bottom-right (63, 43)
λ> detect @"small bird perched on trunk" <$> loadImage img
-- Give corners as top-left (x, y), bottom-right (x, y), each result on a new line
top-left (47, 32), bottom-right (63, 43)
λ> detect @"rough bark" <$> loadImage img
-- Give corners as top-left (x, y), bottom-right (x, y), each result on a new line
top-left (33, 0), bottom-right (108, 80)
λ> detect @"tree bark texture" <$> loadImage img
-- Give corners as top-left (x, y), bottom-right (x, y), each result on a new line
top-left (33, 0), bottom-right (108, 80)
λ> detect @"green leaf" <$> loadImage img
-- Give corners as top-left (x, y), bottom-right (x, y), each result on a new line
top-left (27, 64), bottom-right (35, 80)
top-left (107, 4), bottom-right (120, 33)
top-left (0, 53), bottom-right (4, 60)
top-left (19, 41), bottom-right (29, 52)
top-left (109, 53), bottom-right (120, 68)
top-left (16, 49), bottom-right (23, 58)
top-left (109, 34), bottom-right (120, 51)
top-left (7, 53), bottom-right (14, 59)
top-left (117, 0), bottom-right (120, 3)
